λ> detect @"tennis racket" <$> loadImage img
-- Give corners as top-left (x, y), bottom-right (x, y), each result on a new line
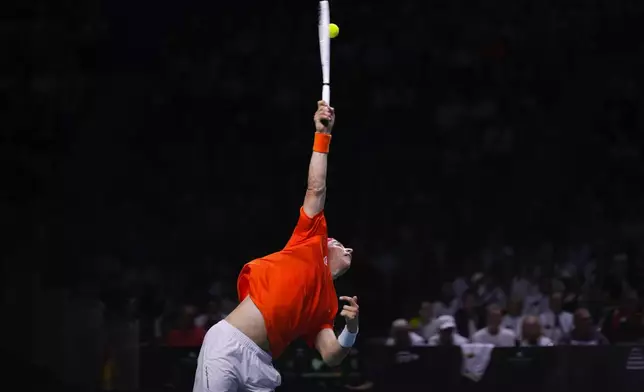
top-left (318, 0), bottom-right (331, 125)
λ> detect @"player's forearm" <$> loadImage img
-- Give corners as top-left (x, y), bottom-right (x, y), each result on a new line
top-left (302, 151), bottom-right (328, 217)
top-left (322, 342), bottom-right (351, 367)
top-left (316, 326), bottom-right (358, 367)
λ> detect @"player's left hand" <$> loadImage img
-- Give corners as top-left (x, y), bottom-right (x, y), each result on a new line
top-left (339, 296), bottom-right (359, 333)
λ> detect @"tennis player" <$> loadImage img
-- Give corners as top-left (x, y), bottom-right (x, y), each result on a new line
top-left (193, 101), bottom-right (359, 392)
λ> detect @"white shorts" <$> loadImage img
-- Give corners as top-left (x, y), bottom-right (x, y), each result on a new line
top-left (193, 320), bottom-right (281, 392)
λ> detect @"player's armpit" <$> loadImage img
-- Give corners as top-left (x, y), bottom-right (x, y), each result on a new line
top-left (314, 328), bottom-right (351, 368)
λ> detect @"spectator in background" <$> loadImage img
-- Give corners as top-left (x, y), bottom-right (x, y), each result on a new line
top-left (561, 278), bottom-right (581, 314)
top-left (479, 275), bottom-right (507, 309)
top-left (166, 305), bottom-right (206, 347)
top-left (539, 292), bottom-right (573, 343)
top-left (559, 308), bottom-right (609, 346)
top-left (428, 315), bottom-right (468, 346)
top-left (385, 319), bottom-right (427, 347)
top-left (510, 266), bottom-right (539, 299)
top-left (154, 299), bottom-right (177, 343)
top-left (455, 290), bottom-right (484, 339)
top-left (523, 277), bottom-right (551, 316)
top-left (194, 299), bottom-right (225, 331)
top-left (520, 316), bottom-right (554, 347)
top-left (603, 253), bottom-right (631, 301)
top-left (433, 283), bottom-right (459, 317)
top-left (601, 291), bottom-right (644, 344)
top-left (510, 265), bottom-right (531, 300)
top-left (502, 296), bottom-right (524, 338)
top-left (453, 273), bottom-right (470, 300)
top-left (472, 305), bottom-right (516, 347)
top-left (409, 301), bottom-right (438, 341)
top-left (470, 273), bottom-right (486, 302)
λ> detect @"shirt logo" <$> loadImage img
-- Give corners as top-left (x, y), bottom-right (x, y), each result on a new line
top-left (323, 256), bottom-right (328, 266)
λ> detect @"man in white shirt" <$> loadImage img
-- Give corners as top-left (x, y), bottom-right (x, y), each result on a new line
top-left (472, 304), bottom-right (517, 347)
top-left (539, 292), bottom-right (573, 343)
top-left (428, 315), bottom-right (469, 346)
top-left (520, 316), bottom-right (554, 347)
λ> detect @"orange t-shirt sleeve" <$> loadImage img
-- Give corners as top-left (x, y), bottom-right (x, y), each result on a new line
top-left (285, 207), bottom-right (328, 248)
top-left (303, 322), bottom-right (335, 348)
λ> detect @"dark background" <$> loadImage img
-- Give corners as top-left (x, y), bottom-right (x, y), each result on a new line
top-left (3, 0), bottom-right (644, 389)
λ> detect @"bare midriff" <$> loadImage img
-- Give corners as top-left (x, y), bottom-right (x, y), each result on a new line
top-left (225, 296), bottom-right (272, 353)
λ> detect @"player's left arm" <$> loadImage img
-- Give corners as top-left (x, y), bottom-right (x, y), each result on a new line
top-left (315, 296), bottom-right (359, 367)
top-left (302, 101), bottom-right (335, 218)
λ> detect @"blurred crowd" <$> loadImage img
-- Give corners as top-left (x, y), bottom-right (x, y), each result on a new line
top-left (388, 265), bottom-right (644, 349)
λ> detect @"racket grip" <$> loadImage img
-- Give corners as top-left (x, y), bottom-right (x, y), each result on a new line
top-left (321, 84), bottom-right (331, 126)
top-left (322, 84), bottom-right (330, 106)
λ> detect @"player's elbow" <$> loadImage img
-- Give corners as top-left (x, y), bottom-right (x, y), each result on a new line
top-left (306, 185), bottom-right (326, 197)
top-left (315, 329), bottom-right (346, 368)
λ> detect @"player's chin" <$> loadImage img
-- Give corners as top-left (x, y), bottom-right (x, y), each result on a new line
top-left (341, 257), bottom-right (352, 272)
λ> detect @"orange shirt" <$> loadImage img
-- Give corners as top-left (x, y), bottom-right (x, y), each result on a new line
top-left (237, 208), bottom-right (338, 358)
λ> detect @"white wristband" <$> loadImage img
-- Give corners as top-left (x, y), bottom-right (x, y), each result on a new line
top-left (338, 326), bottom-right (358, 348)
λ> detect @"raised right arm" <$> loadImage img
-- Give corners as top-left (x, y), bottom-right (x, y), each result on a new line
top-left (302, 101), bottom-right (335, 218)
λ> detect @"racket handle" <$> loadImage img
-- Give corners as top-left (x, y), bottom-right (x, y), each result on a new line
top-left (322, 84), bottom-right (330, 106)
top-left (321, 84), bottom-right (331, 126)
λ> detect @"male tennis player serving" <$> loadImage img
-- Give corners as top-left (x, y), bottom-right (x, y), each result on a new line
top-left (193, 101), bottom-right (359, 392)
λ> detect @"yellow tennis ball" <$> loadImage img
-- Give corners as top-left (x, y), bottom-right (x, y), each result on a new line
top-left (329, 23), bottom-right (340, 39)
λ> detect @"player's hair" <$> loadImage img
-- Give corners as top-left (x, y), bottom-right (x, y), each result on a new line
top-left (328, 238), bottom-right (344, 248)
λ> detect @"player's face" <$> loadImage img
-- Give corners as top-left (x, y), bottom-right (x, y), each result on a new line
top-left (328, 239), bottom-right (353, 279)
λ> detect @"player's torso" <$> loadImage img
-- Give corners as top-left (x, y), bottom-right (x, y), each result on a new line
top-left (238, 238), bottom-right (338, 348)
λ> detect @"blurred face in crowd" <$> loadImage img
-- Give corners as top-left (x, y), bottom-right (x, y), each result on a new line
top-left (487, 305), bottom-right (502, 332)
top-left (522, 316), bottom-right (541, 343)
top-left (550, 292), bottom-right (563, 313)
top-left (419, 302), bottom-right (433, 324)
top-left (328, 239), bottom-right (353, 279)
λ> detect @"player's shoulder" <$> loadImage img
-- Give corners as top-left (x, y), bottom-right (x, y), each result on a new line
top-left (294, 208), bottom-right (328, 233)
top-left (285, 230), bottom-right (327, 251)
